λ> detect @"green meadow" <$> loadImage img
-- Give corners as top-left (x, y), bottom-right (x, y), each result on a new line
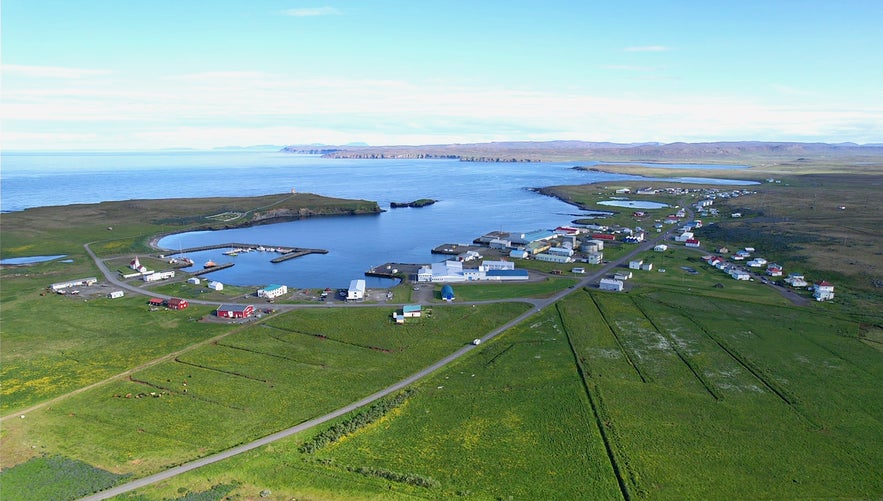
top-left (105, 287), bottom-right (882, 500)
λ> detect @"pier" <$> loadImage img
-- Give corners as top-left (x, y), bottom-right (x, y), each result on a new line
top-left (365, 263), bottom-right (421, 279)
top-left (192, 262), bottom-right (234, 275)
top-left (161, 242), bottom-right (328, 263)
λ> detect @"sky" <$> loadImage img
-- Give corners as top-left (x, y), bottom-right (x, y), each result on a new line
top-left (2, 0), bottom-right (882, 150)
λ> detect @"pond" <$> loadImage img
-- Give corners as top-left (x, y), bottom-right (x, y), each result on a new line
top-left (596, 200), bottom-right (669, 209)
top-left (0, 254), bottom-right (67, 265)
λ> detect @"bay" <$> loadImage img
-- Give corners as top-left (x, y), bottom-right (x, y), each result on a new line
top-left (1, 151), bottom-right (752, 288)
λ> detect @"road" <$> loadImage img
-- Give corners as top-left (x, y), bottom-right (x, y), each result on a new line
top-left (75, 214), bottom-right (686, 500)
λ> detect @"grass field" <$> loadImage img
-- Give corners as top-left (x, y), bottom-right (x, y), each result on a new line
top-left (0, 303), bottom-right (532, 491)
top-left (106, 287), bottom-right (882, 500)
top-left (2, 159), bottom-right (881, 500)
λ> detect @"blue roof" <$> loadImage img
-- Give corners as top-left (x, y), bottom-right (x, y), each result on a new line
top-left (441, 284), bottom-right (454, 298)
top-left (487, 269), bottom-right (529, 277)
top-left (403, 304), bottom-right (422, 313)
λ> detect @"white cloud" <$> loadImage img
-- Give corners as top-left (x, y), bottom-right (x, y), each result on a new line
top-left (3, 67), bottom-right (881, 149)
top-left (623, 45), bottom-right (671, 52)
top-left (281, 6), bottom-right (341, 17)
top-left (1, 64), bottom-right (112, 79)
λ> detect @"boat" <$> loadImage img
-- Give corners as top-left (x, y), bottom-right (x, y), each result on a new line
top-left (204, 260), bottom-right (217, 269)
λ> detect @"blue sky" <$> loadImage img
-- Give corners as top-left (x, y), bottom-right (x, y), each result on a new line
top-left (2, 1), bottom-right (882, 149)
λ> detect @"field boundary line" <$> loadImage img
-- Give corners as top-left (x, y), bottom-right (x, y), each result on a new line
top-left (555, 303), bottom-right (631, 501)
top-left (629, 297), bottom-right (721, 400)
top-left (588, 292), bottom-right (649, 383)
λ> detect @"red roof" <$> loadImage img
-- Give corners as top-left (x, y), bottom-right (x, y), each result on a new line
top-left (686, 239), bottom-right (700, 244)
top-left (148, 298), bottom-right (164, 305)
top-left (816, 280), bottom-right (833, 286)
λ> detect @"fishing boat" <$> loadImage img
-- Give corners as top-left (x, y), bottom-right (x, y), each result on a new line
top-left (204, 260), bottom-right (217, 269)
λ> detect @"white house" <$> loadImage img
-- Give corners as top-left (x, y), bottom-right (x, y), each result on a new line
top-left (348, 279), bottom-right (366, 301)
top-left (730, 270), bottom-right (750, 280)
top-left (654, 244), bottom-right (668, 252)
top-left (187, 277), bottom-right (201, 285)
top-left (107, 290), bottom-right (125, 299)
top-left (599, 278), bottom-right (624, 291)
top-left (509, 248), bottom-right (529, 259)
top-left (143, 270), bottom-right (175, 282)
top-left (614, 271), bottom-right (632, 281)
top-left (257, 284), bottom-right (288, 299)
top-left (585, 253), bottom-right (603, 264)
top-left (629, 259), bottom-right (643, 270)
top-left (208, 281), bottom-right (224, 291)
top-left (813, 281), bottom-right (835, 301)
top-left (641, 262), bottom-right (654, 271)
top-left (675, 232), bottom-right (694, 242)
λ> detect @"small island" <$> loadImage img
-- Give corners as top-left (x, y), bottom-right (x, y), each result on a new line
top-left (389, 198), bottom-right (437, 208)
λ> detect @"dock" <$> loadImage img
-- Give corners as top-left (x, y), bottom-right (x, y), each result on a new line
top-left (366, 263), bottom-right (422, 279)
top-left (192, 262), bottom-right (234, 275)
top-left (432, 243), bottom-right (485, 255)
top-left (161, 242), bottom-right (328, 263)
top-left (270, 248), bottom-right (329, 263)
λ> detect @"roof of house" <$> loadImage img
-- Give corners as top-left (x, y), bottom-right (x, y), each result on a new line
top-left (487, 269), bottom-right (529, 277)
top-left (217, 304), bottom-right (253, 312)
top-left (403, 304), bottom-right (422, 313)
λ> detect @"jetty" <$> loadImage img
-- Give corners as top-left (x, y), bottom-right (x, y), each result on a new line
top-left (270, 248), bottom-right (329, 263)
top-left (161, 242), bottom-right (328, 263)
top-left (365, 263), bottom-right (421, 279)
top-left (192, 262), bottom-right (234, 275)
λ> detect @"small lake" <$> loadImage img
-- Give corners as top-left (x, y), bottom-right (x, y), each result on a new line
top-left (0, 254), bottom-right (67, 265)
top-left (597, 200), bottom-right (669, 209)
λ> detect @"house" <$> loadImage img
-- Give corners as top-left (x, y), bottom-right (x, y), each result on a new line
top-left (654, 244), bottom-right (668, 252)
top-left (587, 239), bottom-right (606, 250)
top-left (585, 253), bottom-right (603, 265)
top-left (258, 284), bottom-right (288, 300)
top-left (130, 256), bottom-right (147, 273)
top-left (599, 278), bottom-right (624, 291)
top-left (216, 304), bottom-right (255, 318)
top-left (348, 279), bottom-right (366, 301)
top-left (730, 270), bottom-right (750, 280)
top-left (629, 259), bottom-right (643, 270)
top-left (509, 248), bottom-right (529, 259)
top-left (403, 304), bottom-right (422, 317)
top-left (50, 277), bottom-right (98, 292)
top-left (747, 258), bottom-right (767, 268)
top-left (107, 290), bottom-right (125, 299)
top-left (167, 298), bottom-right (189, 310)
top-left (766, 264), bottom-right (783, 277)
top-left (148, 298), bottom-right (165, 307)
top-left (614, 271), bottom-right (632, 281)
top-left (441, 284), bottom-right (455, 302)
top-left (143, 270), bottom-right (175, 282)
top-left (207, 281), bottom-right (224, 291)
top-left (535, 252), bottom-right (571, 263)
top-left (675, 232), bottom-right (694, 242)
top-left (572, 267), bottom-right (586, 274)
top-left (641, 262), bottom-right (654, 271)
top-left (187, 277), bottom-right (201, 285)
top-left (685, 239), bottom-right (701, 248)
top-left (813, 281), bottom-right (835, 301)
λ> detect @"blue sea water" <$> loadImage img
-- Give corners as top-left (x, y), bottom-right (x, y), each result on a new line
top-left (1, 151), bottom-right (753, 288)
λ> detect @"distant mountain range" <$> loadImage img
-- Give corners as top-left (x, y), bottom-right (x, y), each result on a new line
top-left (280, 140), bottom-right (883, 162)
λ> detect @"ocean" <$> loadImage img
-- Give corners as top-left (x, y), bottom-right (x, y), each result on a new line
top-left (1, 150), bottom-right (745, 288)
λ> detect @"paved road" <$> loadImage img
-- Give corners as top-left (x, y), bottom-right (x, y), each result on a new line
top-left (76, 214), bottom-right (686, 500)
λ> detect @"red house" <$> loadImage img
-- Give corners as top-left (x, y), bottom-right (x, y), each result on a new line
top-left (216, 304), bottom-right (254, 319)
top-left (591, 233), bottom-right (616, 241)
top-left (148, 298), bottom-right (164, 307)
top-left (167, 298), bottom-right (189, 310)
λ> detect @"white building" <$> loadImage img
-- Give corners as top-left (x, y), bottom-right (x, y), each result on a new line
top-left (599, 278), bottom-right (624, 291)
top-left (640, 262), bottom-right (654, 271)
top-left (257, 284), bottom-right (288, 299)
top-left (107, 290), bottom-right (125, 299)
top-left (535, 252), bottom-right (571, 263)
top-left (187, 277), bottom-right (201, 285)
top-left (654, 244), bottom-right (668, 252)
top-left (813, 281), bottom-right (835, 301)
top-left (629, 259), bottom-right (643, 270)
top-left (585, 253), bottom-right (603, 265)
top-left (50, 277), bottom-right (98, 292)
top-left (730, 270), bottom-right (750, 280)
top-left (208, 281), bottom-right (224, 291)
top-left (481, 260), bottom-right (515, 271)
top-left (348, 279), bottom-right (366, 301)
top-left (143, 271), bottom-right (175, 282)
